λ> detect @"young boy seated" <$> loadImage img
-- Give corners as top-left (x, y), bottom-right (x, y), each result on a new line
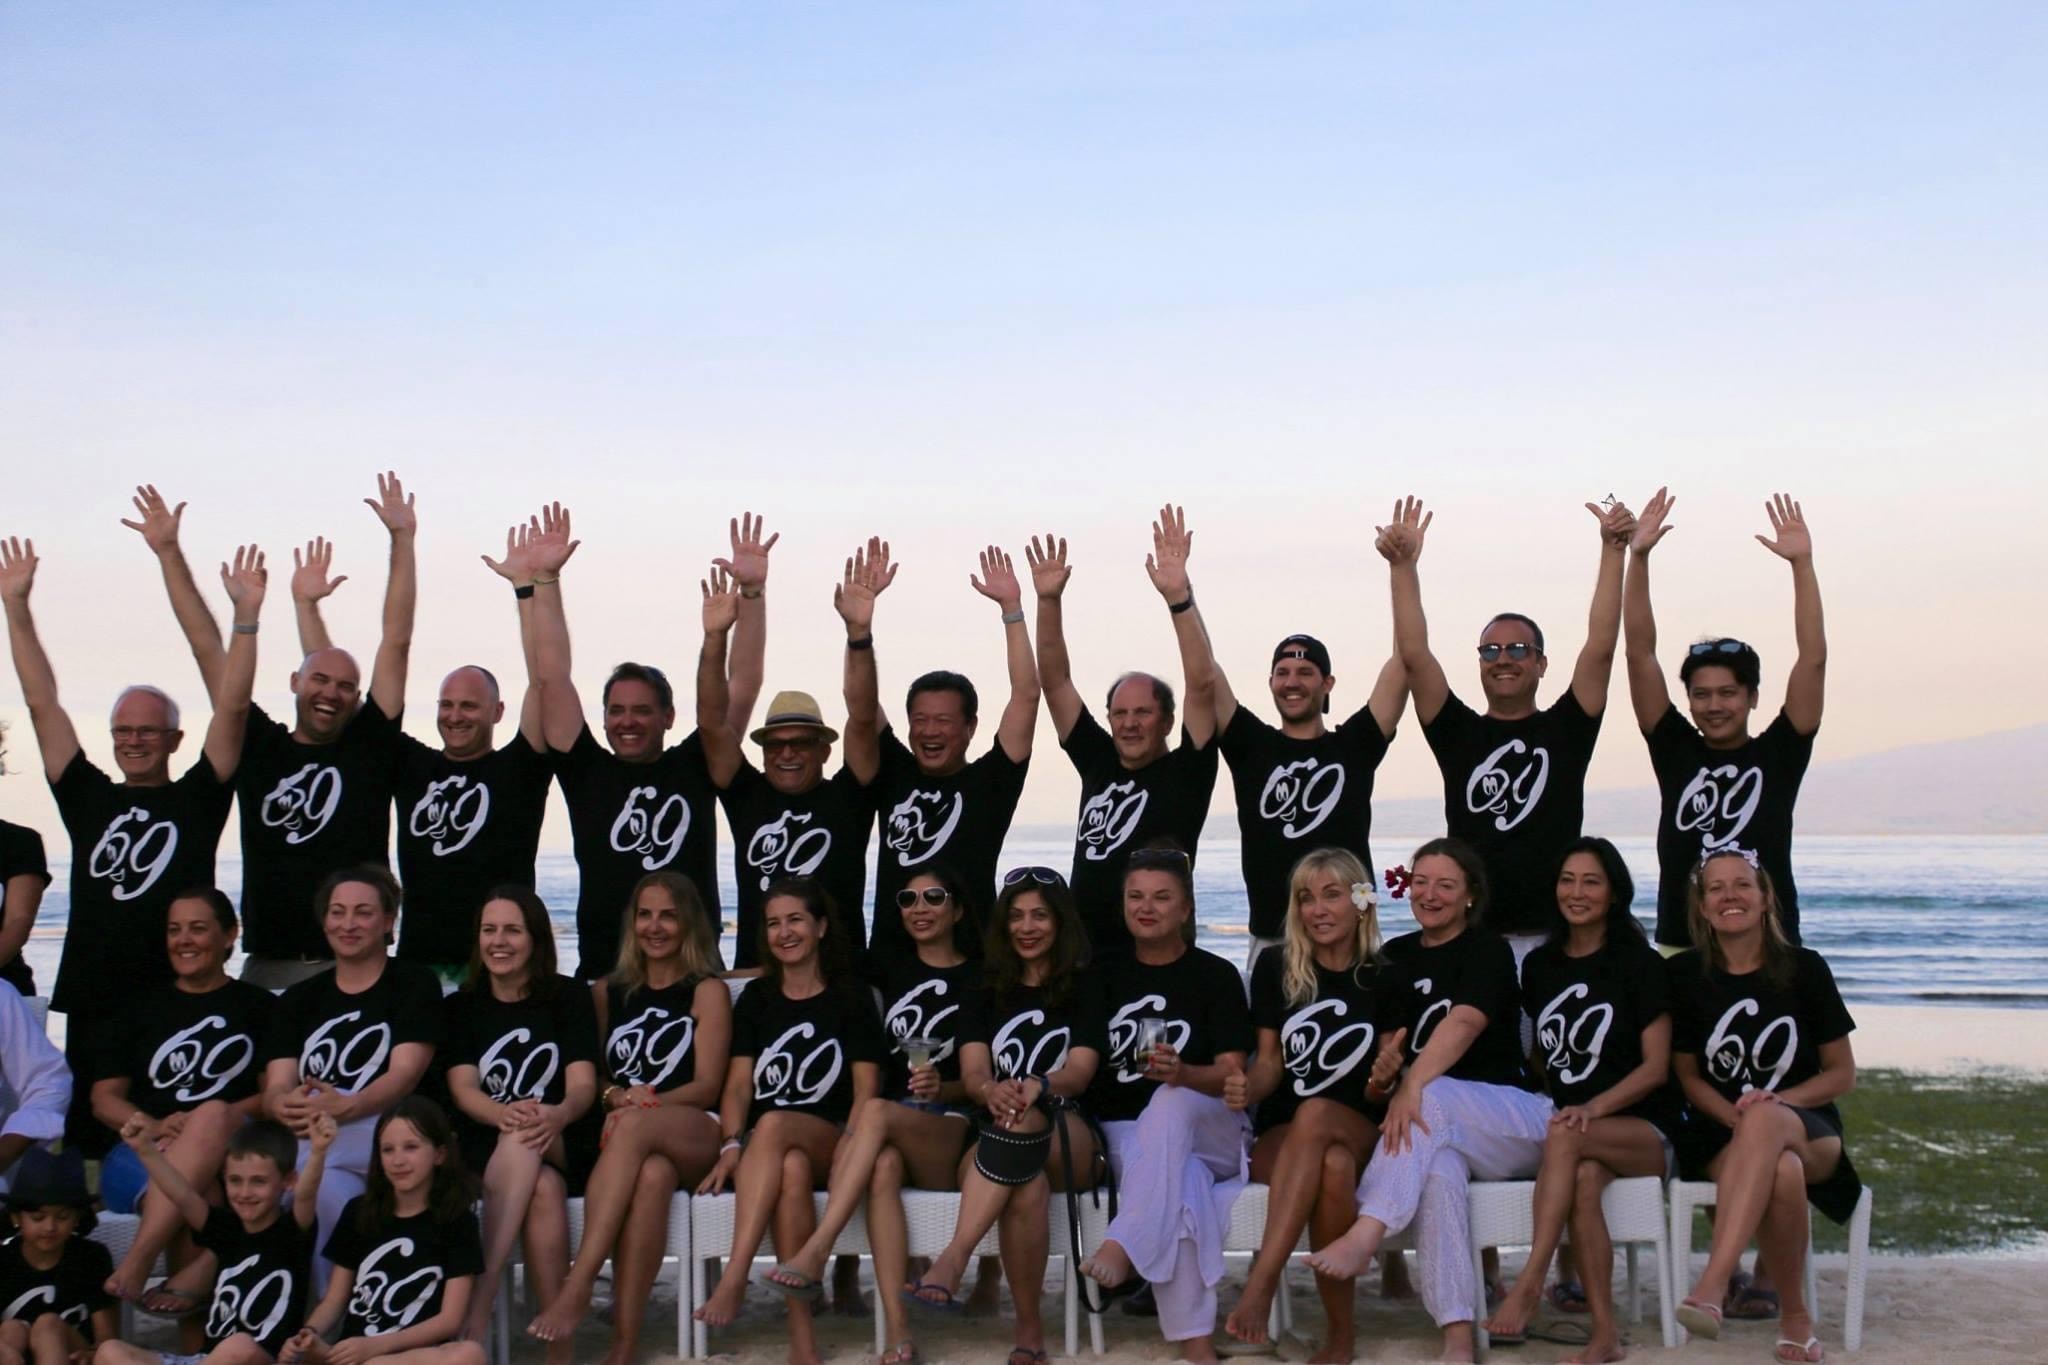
top-left (94, 1114), bottom-right (334, 1365)
top-left (0, 1147), bottom-right (117, 1365)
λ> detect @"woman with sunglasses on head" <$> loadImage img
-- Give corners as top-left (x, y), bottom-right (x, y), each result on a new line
top-left (1484, 838), bottom-right (1678, 1363)
top-left (1222, 849), bottom-right (1391, 1362)
top-left (914, 867), bottom-right (1104, 1365)
top-left (757, 865), bottom-right (981, 1365)
top-left (1624, 490), bottom-right (1825, 956)
top-left (1668, 848), bottom-right (1856, 1364)
top-left (693, 877), bottom-right (885, 1365)
top-left (1303, 838), bottom-right (1552, 1365)
top-left (1077, 845), bottom-right (1252, 1364)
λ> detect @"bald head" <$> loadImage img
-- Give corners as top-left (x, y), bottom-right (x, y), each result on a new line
top-left (291, 648), bottom-right (363, 743)
top-left (437, 665), bottom-right (506, 758)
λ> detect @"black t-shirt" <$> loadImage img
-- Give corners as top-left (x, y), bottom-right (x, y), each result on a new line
top-left (236, 701), bottom-right (403, 960)
top-left (1248, 950), bottom-right (1384, 1133)
top-left (444, 978), bottom-right (599, 1107)
top-left (867, 949), bottom-right (979, 1095)
top-left (0, 819), bottom-right (51, 997)
top-left (1085, 946), bottom-right (1252, 1123)
top-left (105, 978), bottom-right (275, 1119)
top-left (263, 959), bottom-right (444, 1092)
top-left (1422, 690), bottom-right (1602, 936)
top-left (195, 1205), bottom-right (311, 1356)
top-left (323, 1198), bottom-right (484, 1340)
top-left (965, 978), bottom-right (1108, 1085)
top-left (554, 725), bottom-right (719, 978)
top-left (1669, 947), bottom-right (1855, 1128)
top-left (47, 753), bottom-right (232, 1012)
top-left (602, 977), bottom-right (709, 1090)
top-left (1521, 937), bottom-right (1676, 1128)
top-left (0, 1237), bottom-right (112, 1337)
top-left (870, 730), bottom-right (1029, 958)
top-left (1220, 705), bottom-right (1392, 940)
top-left (1377, 929), bottom-right (1533, 1090)
top-left (1060, 712), bottom-right (1220, 954)
top-left (719, 763), bottom-right (878, 968)
top-left (1646, 706), bottom-right (1818, 947)
top-left (392, 732), bottom-right (553, 965)
top-left (730, 978), bottom-right (887, 1126)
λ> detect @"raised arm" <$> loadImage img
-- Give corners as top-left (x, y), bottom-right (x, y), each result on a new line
top-left (696, 568), bottom-right (744, 788)
top-left (523, 503), bottom-right (585, 752)
top-left (969, 545), bottom-right (1040, 762)
top-left (122, 485), bottom-right (228, 698)
top-left (1622, 486), bottom-right (1677, 734)
top-left (1376, 497), bottom-right (1449, 724)
top-left (204, 545), bottom-right (267, 782)
top-left (363, 470), bottom-right (417, 719)
top-left (1758, 493), bottom-right (1825, 735)
top-left (1026, 534), bottom-right (1083, 741)
top-left (833, 536), bottom-right (895, 785)
top-left (713, 513), bottom-right (778, 737)
top-left (1569, 498), bottom-right (1637, 716)
top-left (1145, 503), bottom-right (1228, 745)
top-left (480, 519), bottom-right (547, 749)
top-left (0, 539), bottom-right (81, 781)
top-left (1364, 653), bottom-right (1408, 739)
top-left (117, 1114), bottom-right (212, 1228)
top-left (289, 537), bottom-right (345, 660)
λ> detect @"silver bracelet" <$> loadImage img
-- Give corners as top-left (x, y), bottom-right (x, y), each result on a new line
top-left (232, 621), bottom-right (260, 635)
top-left (1000, 609), bottom-right (1025, 625)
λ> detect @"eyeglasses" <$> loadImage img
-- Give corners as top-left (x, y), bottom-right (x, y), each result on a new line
top-left (1002, 866), bottom-right (1066, 889)
top-left (1476, 643), bottom-right (1539, 662)
top-left (110, 726), bottom-right (172, 742)
top-left (761, 737), bottom-right (821, 755)
top-left (896, 887), bottom-right (952, 909)
top-left (1688, 639), bottom-right (1752, 658)
top-left (1126, 848), bottom-right (1191, 871)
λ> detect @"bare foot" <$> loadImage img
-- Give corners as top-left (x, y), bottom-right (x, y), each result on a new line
top-left (1308, 1337), bottom-right (1355, 1364)
top-left (1079, 1240), bottom-right (1134, 1289)
top-left (1562, 1328), bottom-right (1627, 1364)
top-left (1304, 1230), bottom-right (1376, 1283)
top-left (528, 1280), bottom-right (593, 1342)
top-left (1482, 1281), bottom-right (1540, 1339)
top-left (103, 1266), bottom-right (149, 1303)
top-left (693, 1275), bottom-right (746, 1328)
top-left (1222, 1275), bottom-right (1274, 1345)
top-left (1179, 1336), bottom-right (1220, 1363)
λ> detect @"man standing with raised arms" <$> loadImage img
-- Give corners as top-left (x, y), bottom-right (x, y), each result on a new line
top-left (698, 543), bottom-right (885, 966)
top-left (864, 544), bottom-right (1038, 958)
top-left (138, 477), bottom-right (416, 988)
top-left (2, 529), bottom-right (266, 1142)
top-left (1033, 514), bottom-right (1220, 954)
top-left (1146, 505), bottom-right (1407, 968)
top-left (1381, 495), bottom-right (1634, 962)
top-left (530, 506), bottom-right (771, 977)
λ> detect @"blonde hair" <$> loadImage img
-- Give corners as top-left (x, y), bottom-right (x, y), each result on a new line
top-left (1685, 850), bottom-right (1795, 990)
top-left (611, 872), bottom-right (720, 992)
top-left (1280, 848), bottom-right (1380, 1009)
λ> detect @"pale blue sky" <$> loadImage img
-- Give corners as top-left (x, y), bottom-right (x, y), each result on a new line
top-left (3, 3), bottom-right (2043, 846)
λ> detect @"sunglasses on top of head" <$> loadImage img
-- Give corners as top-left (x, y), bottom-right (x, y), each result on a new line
top-left (1476, 642), bottom-right (1539, 662)
top-left (1688, 638), bottom-right (1753, 658)
top-left (895, 886), bottom-right (952, 910)
top-left (1002, 866), bottom-right (1066, 889)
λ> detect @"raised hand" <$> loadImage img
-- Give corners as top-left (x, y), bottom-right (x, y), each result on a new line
top-left (1756, 492), bottom-right (1812, 563)
top-left (480, 519), bottom-right (538, 584)
top-left (701, 564), bottom-right (741, 636)
top-left (527, 502), bottom-right (580, 578)
top-left (291, 538), bottom-right (347, 602)
top-left (219, 545), bottom-right (268, 614)
top-left (0, 537), bottom-right (38, 601)
top-left (363, 469), bottom-right (417, 536)
top-left (715, 511), bottom-right (779, 593)
top-left (969, 545), bottom-right (1022, 612)
top-left (1587, 496), bottom-right (1636, 551)
top-left (832, 535), bottom-right (897, 633)
top-left (1630, 486), bottom-right (1676, 556)
top-left (1144, 503), bottom-right (1193, 602)
top-left (1024, 533), bottom-right (1071, 600)
top-left (119, 484), bottom-right (186, 555)
top-left (1373, 497), bottom-right (1432, 565)
top-left (307, 1112), bottom-right (337, 1153)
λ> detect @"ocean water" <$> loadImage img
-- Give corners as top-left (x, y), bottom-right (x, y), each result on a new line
top-left (24, 833), bottom-right (2047, 1010)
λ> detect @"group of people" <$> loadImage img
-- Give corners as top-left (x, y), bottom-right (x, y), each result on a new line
top-left (0, 477), bottom-right (1855, 1365)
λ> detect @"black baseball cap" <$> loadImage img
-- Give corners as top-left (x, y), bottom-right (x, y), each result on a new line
top-left (1271, 634), bottom-right (1332, 676)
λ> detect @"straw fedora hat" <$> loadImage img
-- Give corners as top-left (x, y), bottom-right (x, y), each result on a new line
top-left (749, 690), bottom-right (840, 745)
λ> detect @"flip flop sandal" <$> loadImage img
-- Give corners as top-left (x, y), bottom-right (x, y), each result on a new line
top-left (901, 1281), bottom-right (964, 1315)
top-left (1078, 1270), bottom-right (1144, 1315)
top-left (1774, 1335), bottom-right (1824, 1363)
top-left (1676, 1297), bottom-right (1725, 1341)
top-left (1528, 1321), bottom-right (1594, 1346)
top-left (1548, 1279), bottom-right (1592, 1314)
top-left (879, 1339), bottom-right (920, 1365)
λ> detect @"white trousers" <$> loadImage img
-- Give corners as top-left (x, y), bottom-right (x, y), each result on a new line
top-left (1101, 1086), bottom-right (1251, 1342)
top-left (1354, 1077), bottom-right (1553, 1327)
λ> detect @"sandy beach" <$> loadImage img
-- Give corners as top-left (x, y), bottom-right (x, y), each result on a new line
top-left (1847, 1005), bottom-right (2048, 1074)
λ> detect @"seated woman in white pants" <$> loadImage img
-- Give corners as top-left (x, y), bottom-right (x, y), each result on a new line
top-left (1306, 838), bottom-right (1554, 1364)
top-left (1077, 846), bottom-right (1252, 1364)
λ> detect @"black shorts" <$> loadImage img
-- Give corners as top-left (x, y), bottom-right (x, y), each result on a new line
top-left (1674, 1104), bottom-right (1861, 1224)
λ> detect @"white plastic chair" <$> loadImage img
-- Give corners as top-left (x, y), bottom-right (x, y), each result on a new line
top-left (1668, 1178), bottom-right (1872, 1351)
top-left (1465, 1177), bottom-right (1677, 1358)
top-left (489, 1192), bottom-right (693, 1365)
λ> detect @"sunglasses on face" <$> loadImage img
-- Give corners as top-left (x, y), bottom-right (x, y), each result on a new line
top-left (1001, 866), bottom-right (1067, 889)
top-left (1688, 638), bottom-right (1752, 658)
top-left (1476, 642), bottom-right (1539, 662)
top-left (762, 737), bottom-right (821, 755)
top-left (896, 887), bottom-right (952, 910)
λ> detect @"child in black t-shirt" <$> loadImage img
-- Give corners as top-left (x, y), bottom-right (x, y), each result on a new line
top-left (96, 1115), bottom-right (331, 1365)
top-left (0, 1148), bottom-right (116, 1360)
top-left (282, 1098), bottom-right (483, 1365)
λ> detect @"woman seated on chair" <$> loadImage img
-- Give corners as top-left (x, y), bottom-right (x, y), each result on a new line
top-left (1668, 847), bottom-right (1858, 1365)
top-left (93, 888), bottom-right (274, 1319)
top-left (693, 877), bottom-right (885, 1365)
top-left (443, 887), bottom-right (599, 1359)
top-left (1303, 838), bottom-right (1554, 1364)
top-left (758, 865), bottom-right (982, 1365)
top-left (1223, 849), bottom-right (1391, 1363)
top-left (1076, 846), bottom-right (1252, 1364)
top-left (1485, 837), bottom-right (1679, 1364)
top-left (914, 866), bottom-right (1104, 1365)
top-left (529, 871), bottom-right (730, 1365)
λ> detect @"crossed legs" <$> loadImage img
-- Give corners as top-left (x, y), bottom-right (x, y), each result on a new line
top-left (694, 1111), bottom-right (845, 1365)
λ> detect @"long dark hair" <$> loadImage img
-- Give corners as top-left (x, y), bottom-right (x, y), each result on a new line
top-left (357, 1096), bottom-right (479, 1232)
top-left (1544, 837), bottom-right (1646, 950)
top-left (1408, 836), bottom-right (1490, 930)
top-left (755, 876), bottom-right (857, 989)
top-left (983, 873), bottom-right (1089, 1007)
top-left (461, 885), bottom-right (561, 1001)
